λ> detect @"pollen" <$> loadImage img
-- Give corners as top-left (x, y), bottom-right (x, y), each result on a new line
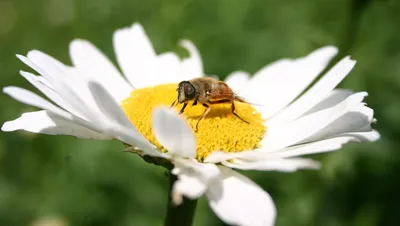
top-left (121, 83), bottom-right (266, 161)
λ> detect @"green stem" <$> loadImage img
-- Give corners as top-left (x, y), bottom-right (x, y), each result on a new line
top-left (164, 173), bottom-right (198, 226)
top-left (322, 0), bottom-right (373, 73)
top-left (301, 0), bottom-right (373, 94)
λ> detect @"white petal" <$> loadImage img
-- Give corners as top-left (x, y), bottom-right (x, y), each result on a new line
top-left (3, 86), bottom-right (120, 139)
top-left (173, 158), bottom-right (220, 181)
top-left (205, 137), bottom-right (357, 163)
top-left (20, 71), bottom-right (84, 118)
top-left (87, 81), bottom-right (162, 157)
top-left (113, 23), bottom-right (157, 88)
top-left (179, 40), bottom-right (204, 80)
top-left (16, 54), bottom-right (47, 77)
top-left (224, 71), bottom-right (251, 94)
top-left (206, 167), bottom-right (276, 226)
top-left (18, 70), bottom-right (109, 135)
top-left (3, 86), bottom-right (70, 119)
top-left (152, 107), bottom-right (196, 158)
top-left (300, 104), bottom-right (374, 143)
top-left (338, 130), bottom-right (380, 142)
top-left (7, 86), bottom-right (156, 155)
top-left (243, 46), bottom-right (338, 119)
top-left (16, 52), bottom-right (161, 157)
top-left (268, 56), bottom-right (356, 125)
top-left (270, 136), bottom-right (358, 158)
top-left (204, 150), bottom-right (255, 163)
top-left (112, 24), bottom-right (203, 87)
top-left (69, 39), bottom-right (133, 101)
top-left (172, 172), bottom-right (207, 205)
top-left (154, 52), bottom-right (183, 84)
top-left (26, 50), bottom-right (83, 92)
top-left (205, 150), bottom-right (290, 163)
top-left (206, 135), bottom-right (374, 164)
top-left (21, 51), bottom-right (103, 123)
top-left (301, 89), bottom-right (353, 116)
top-left (171, 158), bottom-right (220, 205)
top-left (262, 92), bottom-right (373, 151)
top-left (111, 124), bottom-right (165, 158)
top-left (222, 158), bottom-right (320, 172)
top-left (2, 110), bottom-right (111, 139)
top-left (87, 81), bottom-right (133, 127)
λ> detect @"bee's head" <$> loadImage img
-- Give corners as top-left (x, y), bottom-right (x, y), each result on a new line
top-left (177, 81), bottom-right (196, 103)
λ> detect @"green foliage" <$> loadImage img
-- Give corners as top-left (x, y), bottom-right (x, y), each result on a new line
top-left (0, 0), bottom-right (399, 225)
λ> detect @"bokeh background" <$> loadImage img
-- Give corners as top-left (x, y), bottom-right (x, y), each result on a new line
top-left (0, 0), bottom-right (399, 225)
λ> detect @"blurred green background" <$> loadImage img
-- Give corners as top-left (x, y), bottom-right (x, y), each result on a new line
top-left (0, 0), bottom-right (399, 225)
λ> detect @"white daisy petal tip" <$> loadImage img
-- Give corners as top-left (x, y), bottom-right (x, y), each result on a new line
top-left (179, 39), bottom-right (201, 63)
top-left (119, 22), bottom-right (148, 42)
top-left (329, 56), bottom-right (357, 74)
top-left (1, 121), bottom-right (14, 132)
top-left (344, 55), bottom-right (357, 65)
top-left (152, 107), bottom-right (196, 158)
top-left (325, 45), bottom-right (338, 52)
top-left (363, 106), bottom-right (375, 123)
top-left (179, 40), bottom-right (197, 52)
top-left (114, 22), bottom-right (144, 34)
top-left (69, 39), bottom-right (91, 53)
top-left (178, 39), bottom-right (204, 79)
top-left (16, 54), bottom-right (32, 66)
top-left (2, 86), bottom-right (10, 94)
top-left (1, 111), bottom-right (113, 139)
top-left (15, 53), bottom-right (24, 60)
top-left (1, 113), bottom-right (32, 132)
top-left (19, 70), bottom-right (28, 76)
top-left (369, 130), bottom-right (381, 141)
top-left (70, 38), bottom-right (84, 45)
top-left (131, 22), bottom-right (145, 31)
top-left (314, 45), bottom-right (339, 58)
top-left (346, 130), bottom-right (380, 142)
top-left (26, 49), bottom-right (42, 59)
top-left (112, 22), bottom-right (160, 88)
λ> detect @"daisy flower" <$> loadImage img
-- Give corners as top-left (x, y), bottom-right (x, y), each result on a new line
top-left (2, 23), bottom-right (379, 226)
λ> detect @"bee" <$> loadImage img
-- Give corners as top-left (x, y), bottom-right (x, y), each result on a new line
top-left (171, 77), bottom-right (250, 131)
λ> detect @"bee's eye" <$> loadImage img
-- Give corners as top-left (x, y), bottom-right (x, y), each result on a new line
top-left (183, 83), bottom-right (196, 100)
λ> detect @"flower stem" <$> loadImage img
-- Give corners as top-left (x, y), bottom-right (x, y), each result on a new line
top-left (164, 173), bottom-right (198, 226)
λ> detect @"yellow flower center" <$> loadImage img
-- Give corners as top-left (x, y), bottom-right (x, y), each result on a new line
top-left (121, 83), bottom-right (266, 161)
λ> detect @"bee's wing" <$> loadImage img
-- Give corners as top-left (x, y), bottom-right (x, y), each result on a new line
top-left (233, 95), bottom-right (263, 106)
top-left (208, 82), bottom-right (235, 101)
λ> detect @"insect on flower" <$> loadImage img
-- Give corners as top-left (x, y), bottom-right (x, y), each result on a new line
top-left (171, 77), bottom-right (250, 131)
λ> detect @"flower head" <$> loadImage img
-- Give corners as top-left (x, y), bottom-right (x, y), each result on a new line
top-left (2, 23), bottom-right (379, 226)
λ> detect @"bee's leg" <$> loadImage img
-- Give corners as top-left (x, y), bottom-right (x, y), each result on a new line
top-left (195, 104), bottom-right (211, 132)
top-left (231, 101), bottom-right (249, 124)
top-left (170, 99), bottom-right (177, 107)
top-left (179, 103), bottom-right (188, 114)
top-left (207, 99), bottom-right (249, 124)
top-left (192, 100), bottom-right (197, 106)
